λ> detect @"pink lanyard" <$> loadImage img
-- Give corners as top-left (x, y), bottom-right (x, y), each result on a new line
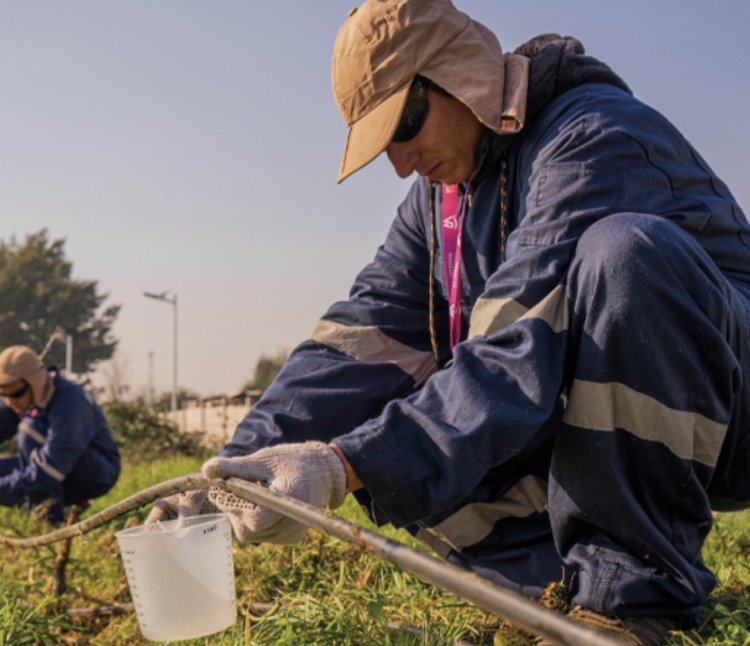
top-left (441, 179), bottom-right (472, 349)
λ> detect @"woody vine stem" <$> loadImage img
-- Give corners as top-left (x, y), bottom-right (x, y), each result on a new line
top-left (0, 474), bottom-right (618, 646)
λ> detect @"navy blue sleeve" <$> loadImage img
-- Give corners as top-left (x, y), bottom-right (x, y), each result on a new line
top-left (0, 404), bottom-right (19, 443)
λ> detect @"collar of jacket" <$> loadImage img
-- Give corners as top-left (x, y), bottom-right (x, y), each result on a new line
top-left (471, 129), bottom-right (512, 186)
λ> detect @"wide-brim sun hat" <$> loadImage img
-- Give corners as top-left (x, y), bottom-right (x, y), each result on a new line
top-left (332, 0), bottom-right (528, 183)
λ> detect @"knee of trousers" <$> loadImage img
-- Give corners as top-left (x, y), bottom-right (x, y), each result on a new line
top-left (567, 212), bottom-right (726, 320)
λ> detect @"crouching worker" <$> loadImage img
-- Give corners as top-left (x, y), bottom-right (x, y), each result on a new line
top-left (149, 0), bottom-right (750, 643)
top-left (0, 345), bottom-right (120, 522)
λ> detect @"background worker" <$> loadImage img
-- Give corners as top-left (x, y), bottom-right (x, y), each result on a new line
top-left (150, 1), bottom-right (750, 643)
top-left (0, 345), bottom-right (120, 522)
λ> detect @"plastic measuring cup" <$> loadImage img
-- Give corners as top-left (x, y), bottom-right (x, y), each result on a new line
top-left (116, 513), bottom-right (236, 642)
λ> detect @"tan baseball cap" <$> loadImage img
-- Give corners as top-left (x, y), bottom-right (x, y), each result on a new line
top-left (332, 0), bottom-right (528, 183)
top-left (0, 345), bottom-right (54, 407)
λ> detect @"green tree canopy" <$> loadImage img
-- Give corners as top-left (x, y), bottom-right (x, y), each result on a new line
top-left (0, 229), bottom-right (120, 374)
top-left (244, 349), bottom-right (288, 393)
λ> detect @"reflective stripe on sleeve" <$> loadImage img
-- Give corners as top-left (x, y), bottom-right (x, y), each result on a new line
top-left (31, 448), bottom-right (66, 482)
top-left (564, 379), bottom-right (728, 468)
top-left (416, 475), bottom-right (548, 557)
top-left (469, 284), bottom-right (568, 338)
top-left (19, 420), bottom-right (45, 444)
top-left (311, 319), bottom-right (436, 386)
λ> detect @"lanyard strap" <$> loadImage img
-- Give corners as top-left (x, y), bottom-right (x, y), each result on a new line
top-left (441, 181), bottom-right (471, 349)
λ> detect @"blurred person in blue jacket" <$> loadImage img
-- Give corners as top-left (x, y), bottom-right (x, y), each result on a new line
top-left (0, 345), bottom-right (120, 522)
top-left (149, 1), bottom-right (750, 642)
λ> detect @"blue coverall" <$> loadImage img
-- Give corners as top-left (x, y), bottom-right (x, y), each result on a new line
top-left (0, 370), bottom-right (120, 519)
top-left (220, 49), bottom-right (750, 623)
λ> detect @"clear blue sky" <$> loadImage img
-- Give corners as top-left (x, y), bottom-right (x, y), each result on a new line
top-left (1, 1), bottom-right (748, 398)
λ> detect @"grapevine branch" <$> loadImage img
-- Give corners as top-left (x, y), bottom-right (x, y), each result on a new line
top-left (0, 474), bottom-right (619, 646)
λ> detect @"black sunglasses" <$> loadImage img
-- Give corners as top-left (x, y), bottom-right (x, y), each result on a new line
top-left (391, 76), bottom-right (430, 143)
top-left (1, 382), bottom-right (29, 399)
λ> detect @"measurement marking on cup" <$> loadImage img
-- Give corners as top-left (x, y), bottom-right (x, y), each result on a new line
top-left (203, 524), bottom-right (217, 535)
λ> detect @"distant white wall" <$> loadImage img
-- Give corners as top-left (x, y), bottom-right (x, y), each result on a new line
top-left (167, 401), bottom-right (250, 447)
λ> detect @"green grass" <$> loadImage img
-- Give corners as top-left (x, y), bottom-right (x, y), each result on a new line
top-left (0, 579), bottom-right (79, 645)
top-left (0, 454), bottom-right (749, 645)
top-left (684, 511), bottom-right (750, 646)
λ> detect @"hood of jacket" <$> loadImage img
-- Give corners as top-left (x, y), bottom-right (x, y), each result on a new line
top-left (473, 33), bottom-right (631, 179)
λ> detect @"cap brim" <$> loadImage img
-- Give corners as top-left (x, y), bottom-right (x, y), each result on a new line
top-left (336, 83), bottom-right (411, 184)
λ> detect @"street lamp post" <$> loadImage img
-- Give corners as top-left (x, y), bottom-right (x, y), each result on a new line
top-left (65, 334), bottom-right (73, 376)
top-left (147, 350), bottom-right (155, 406)
top-left (143, 290), bottom-right (178, 416)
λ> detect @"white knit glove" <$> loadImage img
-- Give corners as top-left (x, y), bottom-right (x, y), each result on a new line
top-left (201, 441), bottom-right (347, 544)
top-left (145, 489), bottom-right (218, 524)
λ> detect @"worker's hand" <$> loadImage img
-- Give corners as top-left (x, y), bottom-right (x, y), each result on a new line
top-left (201, 441), bottom-right (347, 544)
top-left (145, 489), bottom-right (218, 524)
